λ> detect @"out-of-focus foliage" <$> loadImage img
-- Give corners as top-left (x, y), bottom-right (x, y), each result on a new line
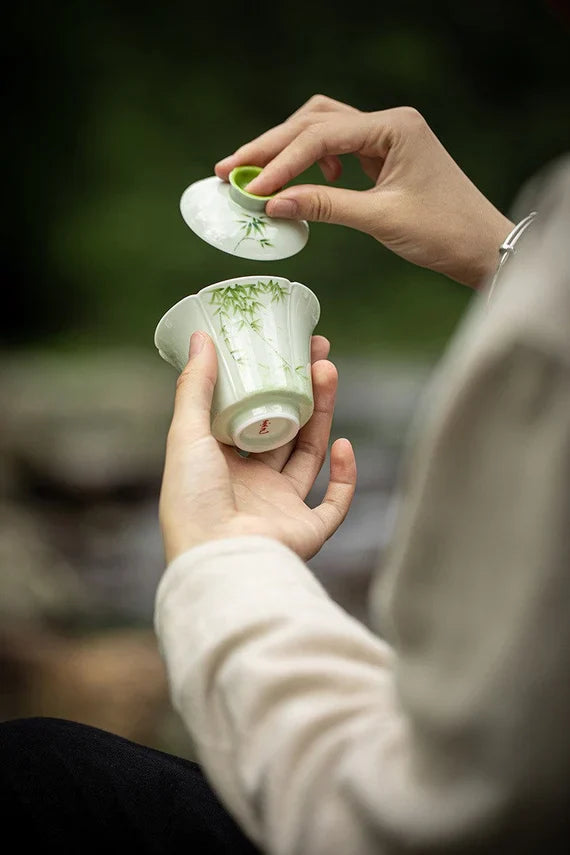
top-left (4, 0), bottom-right (569, 356)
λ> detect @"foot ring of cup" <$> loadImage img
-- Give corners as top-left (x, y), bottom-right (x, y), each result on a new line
top-left (231, 401), bottom-right (300, 453)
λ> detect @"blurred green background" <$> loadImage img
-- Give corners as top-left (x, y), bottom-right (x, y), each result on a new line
top-left (4, 0), bottom-right (569, 357)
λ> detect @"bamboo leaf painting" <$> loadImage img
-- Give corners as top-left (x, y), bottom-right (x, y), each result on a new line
top-left (234, 216), bottom-right (274, 252)
top-left (208, 281), bottom-right (306, 381)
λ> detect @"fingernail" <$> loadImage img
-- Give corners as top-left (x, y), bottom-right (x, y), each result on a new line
top-left (266, 198), bottom-right (298, 218)
top-left (244, 179), bottom-right (262, 194)
top-left (189, 331), bottom-right (205, 358)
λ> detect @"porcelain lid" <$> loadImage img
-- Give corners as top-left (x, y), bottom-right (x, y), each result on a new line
top-left (179, 166), bottom-right (309, 261)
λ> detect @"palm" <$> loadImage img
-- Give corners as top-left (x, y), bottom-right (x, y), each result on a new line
top-left (223, 449), bottom-right (326, 559)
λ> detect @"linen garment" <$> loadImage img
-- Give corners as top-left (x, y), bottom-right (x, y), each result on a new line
top-left (155, 158), bottom-right (570, 855)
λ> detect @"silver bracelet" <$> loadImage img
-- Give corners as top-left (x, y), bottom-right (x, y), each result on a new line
top-left (487, 211), bottom-right (538, 303)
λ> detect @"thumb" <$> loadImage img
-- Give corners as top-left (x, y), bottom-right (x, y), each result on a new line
top-left (170, 331), bottom-right (218, 440)
top-left (265, 185), bottom-right (381, 233)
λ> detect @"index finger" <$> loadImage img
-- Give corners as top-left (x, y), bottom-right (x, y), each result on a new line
top-left (245, 113), bottom-right (376, 197)
top-left (214, 96), bottom-right (358, 182)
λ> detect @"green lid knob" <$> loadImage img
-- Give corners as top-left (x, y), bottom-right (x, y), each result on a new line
top-left (229, 165), bottom-right (278, 213)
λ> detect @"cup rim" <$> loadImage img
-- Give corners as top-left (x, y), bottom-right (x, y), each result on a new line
top-left (154, 275), bottom-right (320, 346)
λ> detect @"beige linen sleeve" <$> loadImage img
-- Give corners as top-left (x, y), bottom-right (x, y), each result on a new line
top-left (155, 158), bottom-right (570, 855)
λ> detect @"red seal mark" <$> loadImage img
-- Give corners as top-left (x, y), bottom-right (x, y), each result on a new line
top-left (259, 419), bottom-right (270, 435)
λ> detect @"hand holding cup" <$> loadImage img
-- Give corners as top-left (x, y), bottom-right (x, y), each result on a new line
top-left (158, 329), bottom-right (357, 563)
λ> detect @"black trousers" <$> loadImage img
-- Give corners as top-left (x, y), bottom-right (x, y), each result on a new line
top-left (0, 716), bottom-right (262, 854)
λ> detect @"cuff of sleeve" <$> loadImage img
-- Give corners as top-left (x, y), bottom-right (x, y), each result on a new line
top-left (162, 534), bottom-right (300, 575)
top-left (154, 535), bottom-right (329, 641)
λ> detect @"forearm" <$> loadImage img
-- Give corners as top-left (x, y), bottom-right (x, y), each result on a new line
top-left (155, 536), bottom-right (399, 853)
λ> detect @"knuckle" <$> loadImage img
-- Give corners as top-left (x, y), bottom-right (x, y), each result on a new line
top-left (233, 141), bottom-right (258, 161)
top-left (175, 366), bottom-right (215, 398)
top-left (175, 369), bottom-right (192, 394)
top-left (297, 113), bottom-right (317, 132)
top-left (203, 372), bottom-right (216, 398)
top-left (302, 123), bottom-right (328, 156)
top-left (395, 106), bottom-right (425, 129)
top-left (307, 93), bottom-right (333, 112)
top-left (336, 136), bottom-right (357, 155)
top-left (311, 188), bottom-right (334, 222)
top-left (295, 436), bottom-right (326, 465)
top-left (237, 138), bottom-right (278, 163)
top-left (277, 159), bottom-right (301, 188)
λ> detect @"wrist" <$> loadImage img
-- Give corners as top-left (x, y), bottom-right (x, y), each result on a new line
top-left (467, 214), bottom-right (516, 290)
top-left (162, 516), bottom-right (282, 565)
top-left (486, 210), bottom-right (538, 303)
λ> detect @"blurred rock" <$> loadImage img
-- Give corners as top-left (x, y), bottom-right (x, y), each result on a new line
top-left (0, 501), bottom-right (89, 623)
top-left (0, 348), bottom-right (175, 495)
top-left (333, 356), bottom-right (433, 444)
top-left (0, 348), bottom-right (177, 623)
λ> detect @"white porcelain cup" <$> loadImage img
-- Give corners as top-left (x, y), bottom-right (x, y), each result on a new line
top-left (154, 275), bottom-right (321, 453)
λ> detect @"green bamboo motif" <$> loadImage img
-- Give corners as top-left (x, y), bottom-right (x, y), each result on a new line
top-left (233, 215), bottom-right (274, 252)
top-left (209, 281), bottom-right (307, 379)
